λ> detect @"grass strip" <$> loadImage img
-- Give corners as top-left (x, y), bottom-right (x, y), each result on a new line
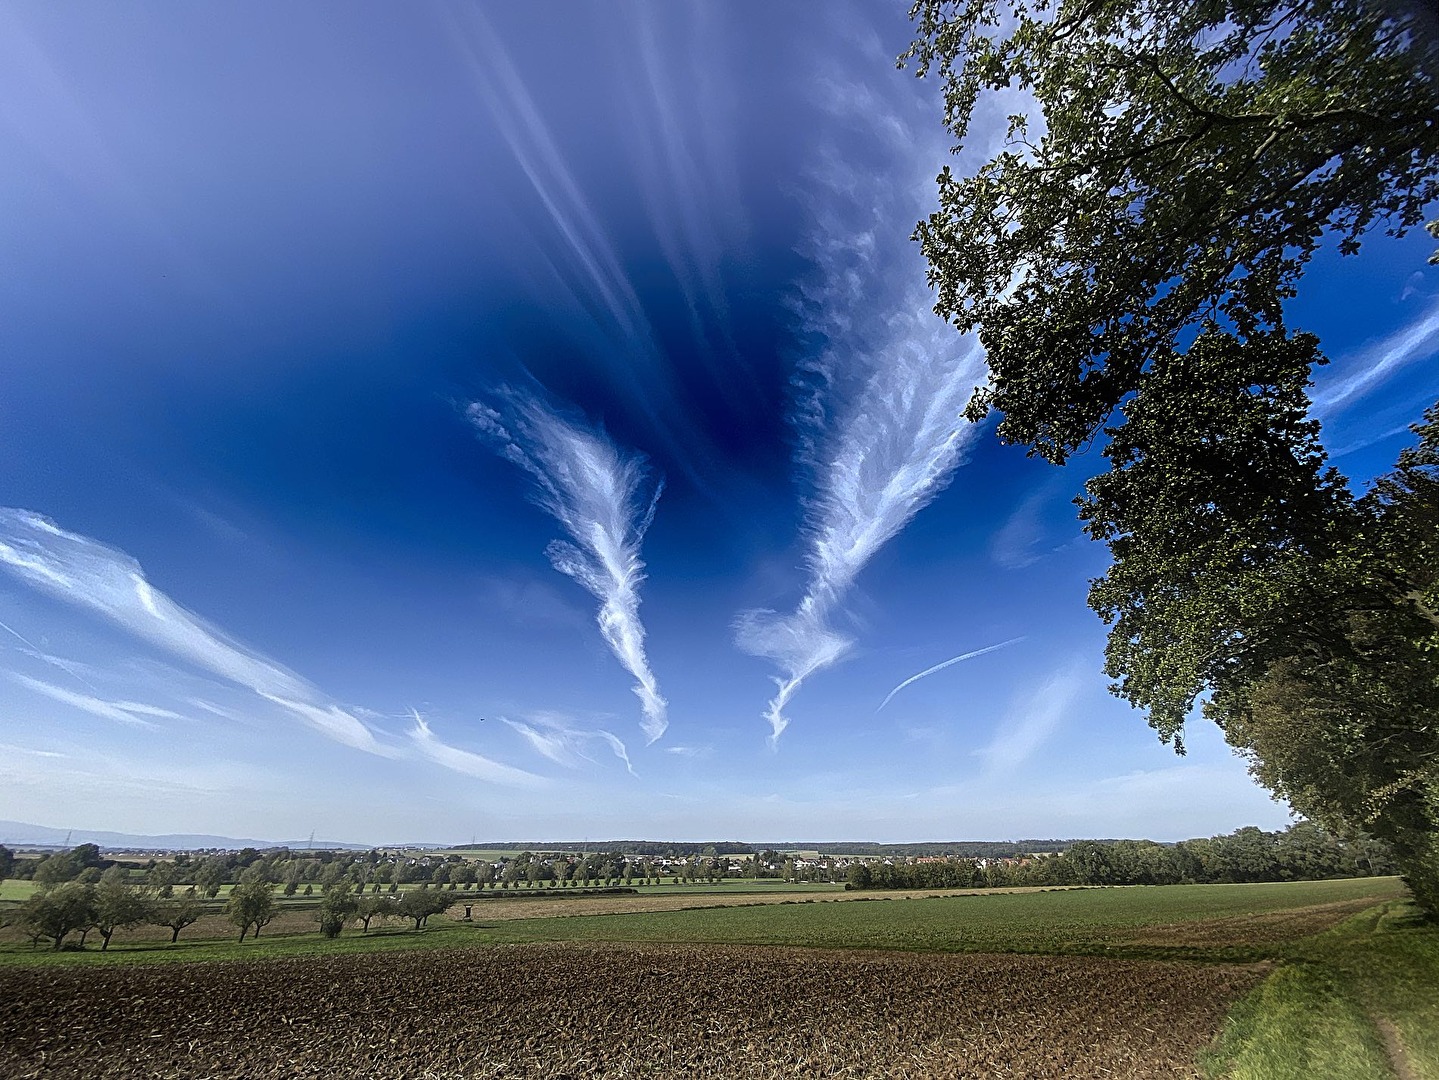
top-left (1203, 899), bottom-right (1439, 1080)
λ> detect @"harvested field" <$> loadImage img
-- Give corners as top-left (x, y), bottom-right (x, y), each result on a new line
top-left (0, 941), bottom-right (1263, 1079)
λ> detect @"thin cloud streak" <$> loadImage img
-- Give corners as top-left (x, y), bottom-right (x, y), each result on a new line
top-left (407, 710), bottom-right (547, 789)
top-left (445, 7), bottom-right (715, 481)
top-left (877, 637), bottom-right (1025, 711)
top-left (0, 618), bottom-right (104, 692)
top-left (0, 508), bottom-right (386, 754)
top-left (978, 663), bottom-right (1085, 776)
top-left (1313, 296), bottom-right (1439, 416)
top-left (470, 395), bottom-right (668, 743)
top-left (736, 54), bottom-right (988, 745)
top-left (8, 672), bottom-right (171, 728)
top-left (502, 714), bottom-right (636, 777)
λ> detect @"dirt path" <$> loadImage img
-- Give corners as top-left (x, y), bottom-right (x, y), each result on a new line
top-left (1373, 1014), bottom-right (1419, 1080)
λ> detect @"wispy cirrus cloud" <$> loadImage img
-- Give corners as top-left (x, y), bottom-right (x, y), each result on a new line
top-left (0, 508), bottom-right (386, 754)
top-left (470, 395), bottom-right (668, 743)
top-left (877, 638), bottom-right (1024, 712)
top-left (407, 711), bottom-right (547, 789)
top-left (7, 672), bottom-right (182, 728)
top-left (1313, 296), bottom-right (1439, 417)
top-left (618, 6), bottom-right (745, 378)
top-left (502, 713), bottom-right (636, 776)
top-left (663, 744), bottom-right (711, 759)
top-left (977, 663), bottom-right (1085, 776)
top-left (735, 47), bottom-right (988, 745)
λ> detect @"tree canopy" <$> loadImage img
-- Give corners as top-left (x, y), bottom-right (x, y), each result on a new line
top-left (904, 0), bottom-right (1439, 461)
top-left (905, 0), bottom-right (1439, 913)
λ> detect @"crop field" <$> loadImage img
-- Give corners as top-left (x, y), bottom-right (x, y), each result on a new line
top-left (0, 878), bottom-right (1430, 1078)
top-left (470, 876), bottom-right (1410, 959)
top-left (0, 941), bottom-right (1262, 1078)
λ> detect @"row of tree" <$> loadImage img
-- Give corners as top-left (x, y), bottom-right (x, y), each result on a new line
top-left (2, 872), bottom-right (461, 951)
top-left (0, 844), bottom-right (734, 893)
top-left (845, 824), bottom-right (1395, 891)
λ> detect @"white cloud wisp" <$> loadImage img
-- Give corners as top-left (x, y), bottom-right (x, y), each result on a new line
top-left (470, 396), bottom-right (668, 743)
top-left (407, 710), bottom-right (547, 789)
top-left (1313, 296), bottom-right (1439, 416)
top-left (735, 52), bottom-right (989, 745)
top-left (7, 672), bottom-right (180, 728)
top-left (978, 663), bottom-right (1085, 776)
top-left (0, 508), bottom-right (384, 754)
top-left (501, 713), bottom-right (636, 777)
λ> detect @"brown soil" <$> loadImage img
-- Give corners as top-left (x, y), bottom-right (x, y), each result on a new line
top-left (0, 941), bottom-right (1264, 1078)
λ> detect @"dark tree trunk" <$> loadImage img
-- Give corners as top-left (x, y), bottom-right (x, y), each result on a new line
top-left (170, 927), bottom-right (180, 943)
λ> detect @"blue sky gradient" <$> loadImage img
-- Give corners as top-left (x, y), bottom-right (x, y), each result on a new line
top-left (1, 2), bottom-right (1434, 844)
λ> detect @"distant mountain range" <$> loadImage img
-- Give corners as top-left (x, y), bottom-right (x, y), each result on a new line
top-left (0, 820), bottom-right (381, 852)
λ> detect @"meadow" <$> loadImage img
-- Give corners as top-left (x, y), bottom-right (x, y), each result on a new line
top-left (0, 876), bottom-right (1432, 1077)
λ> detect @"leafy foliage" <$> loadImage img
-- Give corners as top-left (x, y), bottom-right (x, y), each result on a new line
top-left (903, 0), bottom-right (1439, 462)
top-left (226, 881), bottom-right (277, 942)
top-left (398, 887), bottom-right (452, 930)
top-left (905, 0), bottom-right (1439, 912)
top-left (14, 883), bottom-right (96, 951)
top-left (91, 867), bottom-right (152, 952)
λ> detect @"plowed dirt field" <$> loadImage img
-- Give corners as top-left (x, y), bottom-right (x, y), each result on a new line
top-left (0, 941), bottom-right (1263, 1078)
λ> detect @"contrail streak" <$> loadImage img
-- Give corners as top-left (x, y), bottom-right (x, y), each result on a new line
top-left (0, 616), bottom-right (104, 693)
top-left (470, 394), bottom-right (668, 743)
top-left (877, 637), bottom-right (1025, 712)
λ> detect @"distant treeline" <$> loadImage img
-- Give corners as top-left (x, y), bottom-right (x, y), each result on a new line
top-left (450, 841), bottom-right (1075, 858)
top-left (845, 824), bottom-right (1395, 891)
top-left (814, 841), bottom-right (1072, 858)
top-left (450, 841), bottom-right (758, 857)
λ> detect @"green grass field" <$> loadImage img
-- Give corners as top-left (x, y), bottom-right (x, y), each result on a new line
top-left (465, 877), bottom-right (1403, 957)
top-left (0, 881), bottom-right (37, 902)
top-left (1202, 899), bottom-right (1439, 1079)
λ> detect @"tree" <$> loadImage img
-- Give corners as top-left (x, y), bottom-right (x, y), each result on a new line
top-left (0, 844), bottom-right (14, 884)
top-left (16, 882), bottom-right (96, 950)
top-left (32, 851), bottom-right (79, 886)
top-left (355, 894), bottom-right (399, 932)
top-left (146, 862), bottom-right (177, 898)
top-left (193, 857), bottom-right (227, 899)
top-left (1219, 410), bottom-right (1439, 908)
top-left (91, 866), bottom-right (153, 952)
top-left (398, 887), bottom-right (451, 930)
top-left (225, 881), bottom-right (276, 941)
top-left (905, 0), bottom-right (1438, 463)
top-left (906, 0), bottom-right (1439, 914)
top-left (151, 894), bottom-right (204, 943)
top-left (317, 882), bottom-right (359, 938)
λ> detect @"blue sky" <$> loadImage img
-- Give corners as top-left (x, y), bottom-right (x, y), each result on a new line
top-left (0, 3), bottom-right (1434, 845)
